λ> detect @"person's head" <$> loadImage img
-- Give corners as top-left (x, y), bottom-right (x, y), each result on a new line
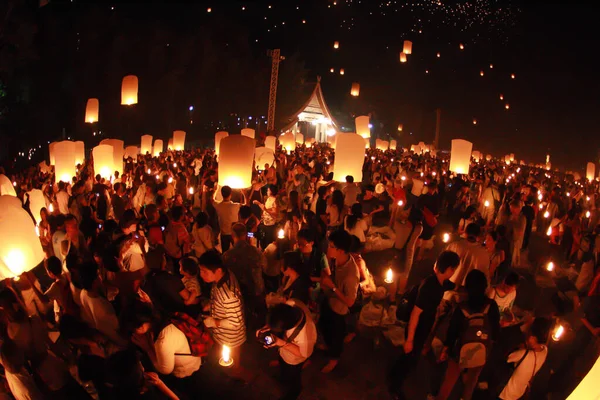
top-left (485, 231), bottom-right (498, 251)
top-left (464, 269), bottom-right (488, 311)
top-left (509, 199), bottom-right (521, 215)
top-left (327, 229), bottom-right (352, 260)
top-left (79, 261), bottom-right (100, 291)
top-left (282, 251), bottom-right (303, 277)
top-left (349, 234), bottom-right (363, 255)
top-left (105, 349), bottom-right (146, 396)
top-left (198, 250), bottom-right (225, 283)
top-left (501, 271), bottom-right (520, 294)
top-left (58, 181), bottom-right (66, 191)
top-left (171, 205), bottom-right (184, 222)
top-left (179, 257), bottom-right (199, 278)
top-left (465, 205), bottom-right (477, 219)
top-left (297, 229), bottom-right (314, 253)
top-left (345, 175), bottom-right (354, 184)
top-left (40, 207), bottom-right (48, 221)
top-left (465, 223), bottom-right (481, 241)
top-left (239, 205), bottom-right (252, 222)
top-left (231, 223), bottom-right (247, 242)
top-left (45, 256), bottom-right (62, 280)
top-left (267, 303), bottom-right (303, 335)
top-left (155, 194), bottom-right (167, 210)
top-left (195, 211), bottom-right (209, 228)
top-left (434, 250), bottom-right (460, 281)
top-left (221, 185), bottom-right (232, 200)
top-left (120, 211), bottom-right (138, 234)
top-left (527, 317), bottom-right (551, 348)
top-left (267, 184), bottom-right (278, 197)
top-left (144, 203), bottom-right (158, 222)
top-left (317, 185), bottom-right (328, 199)
top-left (331, 189), bottom-right (344, 210)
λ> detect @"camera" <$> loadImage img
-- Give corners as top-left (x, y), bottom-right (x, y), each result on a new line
top-left (257, 330), bottom-right (275, 346)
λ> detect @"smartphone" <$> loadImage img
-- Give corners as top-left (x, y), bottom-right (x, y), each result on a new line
top-left (98, 224), bottom-right (102, 230)
top-left (247, 232), bottom-right (254, 238)
top-left (263, 334), bottom-right (274, 346)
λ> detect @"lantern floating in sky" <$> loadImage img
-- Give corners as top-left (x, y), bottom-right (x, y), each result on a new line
top-left (280, 132), bottom-right (296, 153)
top-left (215, 131), bottom-right (229, 156)
top-left (168, 139), bottom-right (173, 150)
top-left (436, 52), bottom-right (441, 58)
top-left (511, 73), bottom-right (515, 79)
top-left (399, 52), bottom-right (407, 63)
top-left (264, 135), bottom-right (276, 152)
top-left (480, 70), bottom-right (484, 77)
top-left (449, 139), bottom-right (473, 175)
top-left (390, 140), bottom-right (397, 150)
top-left (459, 43), bottom-right (464, 50)
top-left (49, 142), bottom-right (57, 165)
top-left (356, 116), bottom-right (370, 139)
top-left (295, 133), bottom-right (304, 145)
top-left (54, 141), bottom-right (76, 184)
top-left (153, 140), bottom-right (164, 157)
top-left (121, 75), bottom-right (139, 105)
top-left (397, 124), bottom-right (403, 132)
top-left (333, 41), bottom-right (339, 49)
top-left (93, 144), bottom-right (115, 180)
top-left (255, 147), bottom-right (275, 168)
top-left (0, 175), bottom-right (16, 197)
top-left (141, 135), bottom-right (153, 155)
top-left (403, 40), bottom-right (413, 55)
top-left (172, 130), bottom-right (186, 151)
top-left (330, 68), bottom-right (334, 73)
top-left (74, 141), bottom-right (85, 166)
top-left (218, 135), bottom-right (255, 189)
top-left (586, 162), bottom-right (596, 181)
top-left (241, 128), bottom-right (255, 139)
top-left (350, 82), bottom-right (360, 97)
top-left (376, 140), bottom-right (389, 151)
top-left (505, 103), bottom-right (510, 110)
top-left (473, 119), bottom-right (477, 125)
top-left (124, 146), bottom-right (139, 162)
top-left (85, 98), bottom-right (99, 123)
top-left (339, 68), bottom-right (345, 75)
top-left (101, 139), bottom-right (124, 175)
top-left (489, 64), bottom-right (494, 69)
top-left (333, 133), bottom-right (365, 183)
top-left (547, 261), bottom-right (554, 272)
top-left (499, 94), bottom-right (504, 100)
top-left (27, 189), bottom-right (46, 224)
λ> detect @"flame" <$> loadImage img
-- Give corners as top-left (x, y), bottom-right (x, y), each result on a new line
top-left (586, 211), bottom-right (591, 218)
top-left (48, 203), bottom-right (54, 213)
top-left (443, 233), bottom-right (450, 243)
top-left (147, 169), bottom-right (151, 174)
top-left (384, 268), bottom-right (393, 284)
top-left (552, 325), bottom-right (564, 341)
top-left (277, 229), bottom-right (285, 239)
top-left (547, 226), bottom-right (552, 236)
top-left (484, 200), bottom-right (489, 207)
top-left (35, 225), bottom-right (40, 237)
top-left (544, 211), bottom-right (550, 219)
top-left (189, 187), bottom-right (194, 195)
top-left (221, 345), bottom-right (231, 362)
top-left (547, 261), bottom-right (554, 272)
top-left (397, 200), bottom-right (403, 207)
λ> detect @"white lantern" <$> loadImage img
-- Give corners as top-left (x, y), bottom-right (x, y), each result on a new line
top-left (74, 141), bottom-right (85, 166)
top-left (172, 130), bottom-right (186, 151)
top-left (140, 135), bottom-right (153, 155)
top-left (0, 199), bottom-right (45, 279)
top-left (356, 116), bottom-right (370, 138)
top-left (255, 147), bottom-right (275, 168)
top-left (471, 151), bottom-right (482, 162)
top-left (509, 153), bottom-right (515, 162)
top-left (54, 141), bottom-right (76, 184)
top-left (121, 75), bottom-right (138, 105)
top-left (364, 137), bottom-right (370, 148)
top-left (49, 142), bottom-right (57, 165)
top-left (376, 140), bottom-right (389, 151)
top-left (264, 136), bottom-right (277, 152)
top-left (241, 128), bottom-right (255, 139)
top-left (85, 98), bottom-right (99, 123)
top-left (333, 41), bottom-right (339, 49)
top-left (93, 144), bottom-right (115, 180)
top-left (218, 135), bottom-right (255, 189)
top-left (280, 132), bottom-right (296, 153)
top-left (403, 40), bottom-right (413, 55)
top-left (586, 162), bottom-right (596, 181)
top-left (397, 124), bottom-right (403, 132)
top-left (26, 189), bottom-right (46, 224)
top-left (124, 146), bottom-right (139, 161)
top-left (215, 131), bottom-right (229, 156)
top-left (390, 140), bottom-right (397, 150)
top-left (350, 83), bottom-right (360, 97)
top-left (339, 68), bottom-right (345, 75)
top-left (333, 133), bottom-right (364, 182)
top-left (567, 356), bottom-right (600, 399)
top-left (0, 175), bottom-right (16, 197)
top-left (101, 139), bottom-right (124, 175)
top-left (399, 52), bottom-right (407, 63)
top-left (449, 139), bottom-right (473, 175)
top-left (153, 140), bottom-right (164, 157)
top-left (295, 133), bottom-right (304, 145)
top-left (327, 134), bottom-right (337, 150)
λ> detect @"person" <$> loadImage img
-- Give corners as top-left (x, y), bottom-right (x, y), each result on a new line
top-left (344, 203), bottom-right (368, 244)
top-left (0, 339), bottom-right (44, 400)
top-left (44, 255), bottom-right (78, 322)
top-left (255, 184), bottom-right (279, 250)
top-left (179, 257), bottom-right (201, 306)
top-left (457, 205), bottom-right (478, 237)
top-left (56, 181), bottom-right (70, 215)
top-left (521, 196), bottom-right (535, 250)
top-left (318, 230), bottom-right (360, 373)
top-left (278, 251), bottom-right (311, 305)
top-left (263, 237), bottom-right (289, 295)
top-left (498, 318), bottom-right (550, 400)
top-left (283, 211), bottom-right (302, 248)
top-left (142, 243), bottom-right (186, 314)
top-left (342, 175), bottom-right (361, 208)
top-left (213, 185), bottom-right (243, 252)
top-left (435, 269), bottom-right (501, 400)
top-left (445, 223), bottom-right (491, 288)
top-left (191, 211), bottom-right (214, 258)
top-left (256, 301), bottom-right (317, 400)
top-left (164, 206), bottom-right (192, 268)
top-left (111, 182), bottom-right (127, 223)
top-left (297, 228), bottom-right (330, 283)
top-left (388, 251), bottom-right (459, 400)
top-left (326, 189), bottom-right (345, 231)
top-left (486, 231), bottom-right (506, 284)
top-left (488, 271), bottom-right (520, 326)
top-left (506, 200), bottom-right (526, 267)
top-left (361, 184), bottom-right (384, 223)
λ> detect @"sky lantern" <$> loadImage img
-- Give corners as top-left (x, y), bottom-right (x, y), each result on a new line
top-left (168, 139), bottom-right (173, 150)
top-left (264, 135), bottom-right (277, 152)
top-left (486, 154), bottom-right (492, 161)
top-left (500, 94), bottom-right (504, 100)
top-left (172, 130), bottom-right (186, 151)
top-left (0, 175), bottom-right (16, 197)
top-left (306, 138), bottom-right (316, 145)
top-left (333, 41), bottom-right (339, 49)
top-left (295, 133), bottom-right (304, 145)
top-left (436, 52), bottom-right (441, 58)
top-left (480, 70), bottom-right (484, 76)
top-left (85, 98), bottom-right (99, 123)
top-left (49, 142), bottom-right (57, 165)
top-left (333, 133), bottom-right (365, 182)
top-left (511, 73), bottom-right (516, 79)
top-left (153, 140), bottom-right (164, 157)
top-left (397, 124), bottom-right (403, 132)
top-left (121, 75), bottom-right (138, 105)
top-left (376, 139), bottom-right (389, 151)
top-left (350, 82), bottom-right (360, 97)
top-left (355, 116), bottom-right (370, 139)
top-left (473, 118), bottom-right (477, 125)
top-left (254, 147), bottom-right (275, 168)
top-left (567, 356), bottom-right (600, 399)
top-left (26, 189), bottom-right (46, 224)
top-left (505, 103), bottom-right (510, 110)
top-left (330, 68), bottom-right (334, 73)
top-left (101, 139), bottom-right (124, 175)
top-left (54, 141), bottom-right (76, 184)
top-left (390, 140), bottom-right (397, 150)
top-left (471, 151), bottom-right (482, 162)
top-left (449, 139), bottom-right (473, 175)
top-left (509, 153), bottom-right (515, 162)
top-left (280, 132), bottom-right (296, 153)
top-left (339, 68), bottom-right (345, 75)
top-left (241, 128), bottom-right (255, 139)
top-left (215, 131), bottom-right (229, 156)
top-left (124, 146), bottom-right (139, 162)
top-left (327, 134), bottom-right (337, 150)
top-left (587, 162), bottom-right (596, 181)
top-left (399, 52), bottom-right (407, 63)
top-left (459, 43), bottom-right (465, 50)
top-left (403, 40), bottom-right (413, 55)
top-left (93, 144), bottom-right (115, 180)
top-left (0, 199), bottom-right (45, 280)
top-left (489, 64), bottom-right (494, 69)
top-left (218, 135), bottom-right (255, 189)
top-left (74, 141), bottom-right (85, 166)
top-left (140, 135), bottom-right (153, 155)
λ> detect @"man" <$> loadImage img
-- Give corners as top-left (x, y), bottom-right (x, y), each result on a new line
top-left (213, 185), bottom-right (244, 252)
top-left (164, 206), bottom-right (191, 267)
top-left (111, 183), bottom-right (127, 223)
top-left (297, 229), bottom-right (330, 282)
top-left (506, 199), bottom-right (526, 266)
top-left (319, 230), bottom-right (360, 373)
top-left (117, 213), bottom-right (147, 273)
top-left (480, 181), bottom-right (500, 226)
top-left (257, 301), bottom-right (317, 400)
top-left (445, 223), bottom-right (490, 287)
top-left (56, 181), bottom-right (70, 215)
top-left (361, 184), bottom-right (384, 221)
top-left (222, 223), bottom-right (266, 298)
top-left (389, 251), bottom-right (459, 400)
top-left (342, 175), bottom-right (361, 207)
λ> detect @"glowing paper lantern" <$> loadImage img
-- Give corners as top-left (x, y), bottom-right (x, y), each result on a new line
top-left (121, 75), bottom-right (138, 105)
top-left (218, 135), bottom-right (255, 189)
top-left (333, 41), bottom-right (339, 49)
top-left (85, 98), bottom-right (99, 123)
top-left (471, 151), bottom-right (482, 162)
top-left (141, 135), bottom-right (153, 155)
top-left (168, 139), bottom-right (173, 150)
top-left (449, 139), bottom-right (473, 175)
top-left (307, 138), bottom-right (316, 145)
top-left (326, 134), bottom-right (337, 150)
top-left (93, 144), bottom-right (115, 180)
top-left (295, 133), bottom-right (304, 145)
top-left (332, 133), bottom-right (365, 182)
top-left (49, 142), bottom-right (57, 165)
top-left (397, 124), bottom-right (403, 132)
top-left (486, 154), bottom-right (492, 161)
top-left (0, 199), bottom-right (45, 279)
top-left (172, 130), bottom-right (186, 151)
top-left (215, 131), bottom-right (229, 156)
top-left (399, 52), bottom-right (407, 63)
top-left (54, 141), bottom-right (76, 184)
top-left (350, 83), bottom-right (360, 97)
top-left (356, 116), bottom-right (370, 139)
top-left (567, 356), bottom-right (600, 399)
top-left (74, 141), bottom-right (85, 166)
top-left (255, 147), bottom-right (275, 168)
top-left (587, 162), bottom-right (596, 181)
top-left (280, 132), bottom-right (296, 153)
top-left (241, 129), bottom-right (255, 139)
top-left (124, 146), bottom-right (139, 161)
top-left (26, 189), bottom-right (46, 224)
top-left (390, 140), bottom-right (397, 150)
top-left (509, 153), bottom-right (515, 162)
top-left (0, 175), bottom-right (16, 197)
top-left (375, 139), bottom-right (387, 151)
top-left (339, 69), bottom-right (345, 75)
top-left (153, 140), bottom-right (164, 157)
top-left (403, 40), bottom-right (413, 55)
top-left (101, 139), bottom-right (124, 175)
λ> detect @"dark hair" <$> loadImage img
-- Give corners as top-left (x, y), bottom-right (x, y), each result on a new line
top-left (487, 231), bottom-right (498, 242)
top-left (232, 222), bottom-right (247, 239)
top-left (180, 257), bottom-right (199, 276)
top-left (495, 224), bottom-right (507, 238)
top-left (464, 269), bottom-right (488, 311)
top-left (436, 251), bottom-right (460, 273)
top-left (328, 230), bottom-right (352, 253)
top-left (198, 249), bottom-right (224, 272)
top-left (465, 222), bottom-right (481, 238)
top-left (221, 185), bottom-right (232, 199)
top-left (349, 234), bottom-right (362, 254)
top-left (283, 251), bottom-right (303, 273)
top-left (345, 175), bottom-right (354, 183)
top-left (504, 271), bottom-right (520, 287)
top-left (105, 349), bottom-right (145, 397)
top-left (346, 203), bottom-right (363, 230)
top-left (464, 205), bottom-right (477, 218)
top-left (317, 186), bottom-right (328, 198)
top-left (267, 184), bottom-right (278, 196)
top-left (46, 256), bottom-right (62, 277)
top-left (195, 211), bottom-right (209, 229)
top-left (239, 205), bottom-right (252, 220)
top-left (297, 228), bottom-right (314, 243)
top-left (171, 205), bottom-right (184, 222)
top-left (530, 317), bottom-right (551, 344)
top-left (331, 190), bottom-right (344, 216)
top-left (267, 303), bottom-right (303, 333)
top-left (79, 261), bottom-right (99, 291)
top-left (0, 339), bottom-right (25, 374)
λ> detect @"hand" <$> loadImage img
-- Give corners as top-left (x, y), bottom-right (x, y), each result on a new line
top-left (253, 200), bottom-right (260, 205)
top-left (403, 340), bottom-right (414, 354)
top-left (320, 276), bottom-right (335, 290)
top-left (203, 316), bottom-right (217, 328)
top-left (256, 326), bottom-right (270, 338)
top-left (144, 372), bottom-right (163, 387)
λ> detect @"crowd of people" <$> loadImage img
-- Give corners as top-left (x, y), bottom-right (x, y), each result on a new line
top-left (0, 140), bottom-right (598, 400)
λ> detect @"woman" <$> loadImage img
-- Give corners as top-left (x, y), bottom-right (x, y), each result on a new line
top-left (287, 190), bottom-right (302, 215)
top-left (344, 203), bottom-right (369, 245)
top-left (326, 190), bottom-right (345, 231)
top-left (191, 212), bottom-right (214, 258)
top-left (283, 211), bottom-right (302, 248)
top-left (278, 251), bottom-right (311, 305)
top-left (255, 184), bottom-right (279, 249)
top-left (485, 231), bottom-right (506, 284)
top-left (458, 205), bottom-right (478, 237)
top-left (38, 207), bottom-right (53, 256)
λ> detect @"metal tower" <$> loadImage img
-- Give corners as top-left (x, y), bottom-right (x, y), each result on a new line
top-left (267, 49), bottom-right (285, 134)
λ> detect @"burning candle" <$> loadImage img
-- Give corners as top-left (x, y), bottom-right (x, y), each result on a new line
top-left (546, 226), bottom-right (552, 236)
top-left (155, 175), bottom-right (160, 180)
top-left (552, 325), bottom-right (565, 341)
top-left (189, 187), bottom-right (194, 195)
top-left (384, 268), bottom-right (394, 284)
top-left (277, 229), bottom-right (285, 239)
top-left (219, 345), bottom-right (233, 367)
top-left (401, 176), bottom-right (406, 181)
top-left (543, 211), bottom-right (550, 219)
top-left (546, 261), bottom-right (554, 272)
top-left (432, 171), bottom-right (436, 176)
top-left (567, 192), bottom-right (570, 197)
top-left (586, 196), bottom-right (591, 202)
top-left (168, 177), bottom-right (173, 184)
top-left (48, 203), bottom-right (54, 213)
top-left (484, 200), bottom-right (490, 208)
top-left (442, 233), bottom-right (450, 243)
top-left (538, 193), bottom-right (543, 201)
top-left (12, 181), bottom-right (16, 187)
top-left (539, 204), bottom-right (543, 210)
top-left (586, 211), bottom-right (591, 218)
top-left (147, 168), bottom-right (151, 174)
top-left (371, 157), bottom-right (375, 161)
top-left (397, 200), bottom-right (404, 207)
top-left (420, 172), bottom-right (424, 177)
top-left (173, 163), bottom-right (177, 168)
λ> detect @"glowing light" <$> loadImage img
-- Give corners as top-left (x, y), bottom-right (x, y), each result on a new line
top-left (189, 105), bottom-right (194, 111)
top-left (552, 325), bottom-right (564, 341)
top-left (539, 204), bottom-right (543, 210)
top-left (505, 104), bottom-right (510, 110)
top-left (473, 119), bottom-right (477, 125)
top-left (339, 69), bottom-right (345, 75)
top-left (397, 200), bottom-right (404, 207)
top-left (401, 176), bottom-right (406, 181)
top-left (484, 200), bottom-right (489, 208)
top-left (459, 43), bottom-right (465, 50)
top-left (500, 94), bottom-right (504, 100)
top-left (35, 225), bottom-right (40, 237)
top-left (384, 268), bottom-right (394, 284)
top-left (219, 345), bottom-right (233, 367)
top-left (586, 211), bottom-right (591, 218)
top-left (330, 68), bottom-right (334, 73)
top-left (547, 226), bottom-right (552, 236)
top-left (147, 169), bottom-right (151, 174)
top-left (333, 41), bottom-right (340, 49)
top-left (168, 177), bottom-right (173, 184)
top-left (48, 203), bottom-right (54, 213)
top-left (442, 233), bottom-right (450, 243)
top-left (511, 73), bottom-right (516, 79)
top-left (277, 229), bottom-right (285, 239)
top-left (489, 64), bottom-right (494, 69)
top-left (567, 192), bottom-right (570, 197)
top-left (173, 163), bottom-right (177, 168)
top-left (436, 52), bottom-right (441, 58)
top-left (189, 187), bottom-right (194, 195)
top-left (480, 70), bottom-right (484, 77)
top-left (207, 7), bottom-right (212, 13)
top-left (547, 261), bottom-right (554, 272)
top-left (544, 211), bottom-right (550, 219)
top-left (12, 181), bottom-right (16, 187)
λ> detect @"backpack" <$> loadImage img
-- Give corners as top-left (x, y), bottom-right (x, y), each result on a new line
top-left (457, 303), bottom-right (492, 369)
top-left (171, 312), bottom-right (214, 357)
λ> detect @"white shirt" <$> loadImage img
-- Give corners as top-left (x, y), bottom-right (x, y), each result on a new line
top-left (192, 225), bottom-right (214, 257)
top-left (488, 287), bottom-right (516, 312)
top-left (446, 239), bottom-right (491, 286)
top-left (279, 300), bottom-right (317, 365)
top-left (214, 200), bottom-right (241, 235)
top-left (500, 347), bottom-right (547, 400)
top-left (154, 324), bottom-right (202, 378)
top-left (79, 289), bottom-right (121, 344)
top-left (344, 217), bottom-right (368, 243)
top-left (56, 191), bottom-right (70, 215)
top-left (343, 184), bottom-right (361, 207)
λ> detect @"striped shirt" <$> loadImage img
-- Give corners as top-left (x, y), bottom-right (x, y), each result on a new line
top-left (210, 271), bottom-right (246, 348)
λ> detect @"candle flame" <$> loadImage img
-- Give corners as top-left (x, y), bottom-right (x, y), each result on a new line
top-left (586, 211), bottom-right (591, 218)
top-left (147, 169), bottom-right (151, 174)
top-left (277, 229), bottom-right (285, 239)
top-left (443, 233), bottom-right (450, 243)
top-left (544, 211), bottom-right (550, 219)
top-left (168, 177), bottom-right (173, 184)
top-left (35, 225), bottom-right (40, 237)
top-left (48, 203), bottom-right (54, 213)
top-left (552, 325), bottom-right (564, 341)
top-left (384, 268), bottom-right (394, 284)
top-left (222, 345), bottom-right (231, 362)
top-left (484, 200), bottom-right (489, 208)
top-left (12, 181), bottom-right (16, 187)
top-left (189, 187), bottom-right (194, 195)
top-left (546, 226), bottom-right (552, 236)
top-left (547, 261), bottom-right (554, 272)
top-left (397, 200), bottom-right (403, 207)
top-left (173, 163), bottom-right (177, 168)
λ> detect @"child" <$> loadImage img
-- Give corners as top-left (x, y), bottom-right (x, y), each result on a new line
top-left (179, 257), bottom-right (201, 305)
top-left (488, 271), bottom-right (519, 326)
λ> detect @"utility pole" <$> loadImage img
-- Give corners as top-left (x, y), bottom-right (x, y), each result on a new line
top-left (434, 108), bottom-right (441, 150)
top-left (266, 49), bottom-right (285, 135)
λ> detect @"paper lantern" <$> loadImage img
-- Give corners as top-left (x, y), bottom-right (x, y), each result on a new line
top-left (403, 40), bottom-right (413, 55)
top-left (449, 139), bottom-right (473, 175)
top-left (85, 98), bottom-right (99, 123)
top-left (168, 139), bottom-right (173, 150)
top-left (0, 175), bottom-right (16, 197)
top-left (356, 116), bottom-right (370, 138)
top-left (218, 135), bottom-right (255, 189)
top-left (153, 140), bottom-right (164, 157)
top-left (375, 139), bottom-right (384, 151)
top-left (399, 52), bottom-right (407, 63)
top-left (121, 75), bottom-right (138, 105)
top-left (350, 83), bottom-right (360, 97)
top-left (459, 43), bottom-right (465, 50)
top-left (255, 147), bottom-right (275, 168)
top-left (295, 133), bottom-right (304, 145)
top-left (0, 199), bottom-right (45, 279)
top-left (471, 151), bottom-right (482, 162)
top-left (486, 154), bottom-right (492, 161)
top-left (339, 69), bottom-right (345, 75)
top-left (306, 138), bottom-right (316, 145)
top-left (101, 139), bottom-right (124, 175)
top-left (74, 141), bottom-right (85, 166)
top-left (332, 133), bottom-right (365, 182)
top-left (280, 132), bottom-right (296, 153)
top-left (93, 144), bottom-right (115, 180)
top-left (241, 128), bottom-right (255, 139)
top-left (390, 140), bottom-right (397, 150)
top-left (397, 124), bottom-right (403, 132)
top-left (49, 142), bottom-right (57, 165)
top-left (214, 131), bottom-right (229, 157)
top-left (124, 146), bottom-right (139, 161)
top-left (364, 137), bottom-right (370, 149)
top-left (567, 356), bottom-right (600, 399)
top-left (509, 153), bottom-right (515, 162)
top-left (172, 130), bottom-right (186, 151)
top-left (587, 162), bottom-right (596, 181)
top-left (333, 41), bottom-right (339, 49)
top-left (326, 134), bottom-right (337, 150)
top-left (27, 189), bottom-right (46, 224)
top-left (54, 141), bottom-right (76, 184)
top-left (140, 135), bottom-right (153, 155)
